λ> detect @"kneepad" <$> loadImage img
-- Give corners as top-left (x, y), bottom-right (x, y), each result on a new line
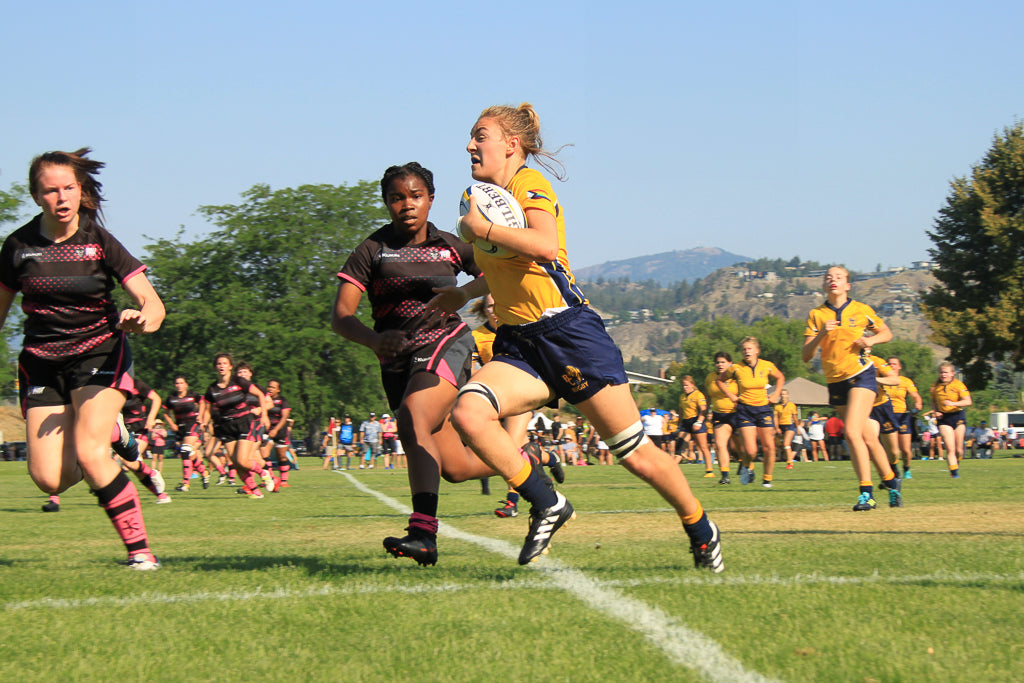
top-left (457, 381), bottom-right (501, 415)
top-left (179, 444), bottom-right (194, 459)
top-left (604, 421), bottom-right (649, 460)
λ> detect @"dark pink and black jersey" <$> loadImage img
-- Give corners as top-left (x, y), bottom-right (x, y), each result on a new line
top-left (268, 395), bottom-right (290, 428)
top-left (338, 223), bottom-right (481, 359)
top-left (0, 215), bottom-right (145, 361)
top-left (122, 378), bottom-right (154, 427)
top-left (204, 376), bottom-right (255, 422)
top-left (165, 391), bottom-right (202, 426)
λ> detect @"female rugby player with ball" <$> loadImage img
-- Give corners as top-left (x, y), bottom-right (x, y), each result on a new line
top-left (0, 148), bottom-right (164, 569)
top-left (451, 103), bottom-right (722, 571)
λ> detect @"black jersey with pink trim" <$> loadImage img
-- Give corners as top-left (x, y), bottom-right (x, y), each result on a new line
top-left (204, 376), bottom-right (255, 422)
top-left (337, 222), bottom-right (481, 359)
top-left (0, 215), bottom-right (145, 361)
top-left (165, 391), bottom-right (202, 426)
top-left (123, 379), bottom-right (154, 427)
top-left (268, 395), bottom-right (290, 428)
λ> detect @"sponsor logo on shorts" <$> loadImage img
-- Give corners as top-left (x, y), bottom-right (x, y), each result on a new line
top-left (28, 386), bottom-right (46, 395)
top-left (562, 365), bottom-right (589, 393)
top-left (413, 356), bottom-right (431, 364)
top-left (90, 368), bottom-right (115, 376)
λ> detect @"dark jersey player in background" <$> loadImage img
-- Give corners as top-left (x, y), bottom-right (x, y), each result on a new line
top-left (199, 353), bottom-right (269, 499)
top-left (165, 375), bottom-right (210, 492)
top-left (0, 148), bottom-right (165, 569)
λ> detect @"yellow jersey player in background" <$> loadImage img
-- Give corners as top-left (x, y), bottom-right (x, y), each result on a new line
top-left (803, 266), bottom-right (902, 511)
top-left (930, 362), bottom-right (972, 478)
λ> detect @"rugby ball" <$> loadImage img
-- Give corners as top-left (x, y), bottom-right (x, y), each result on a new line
top-left (457, 182), bottom-right (527, 259)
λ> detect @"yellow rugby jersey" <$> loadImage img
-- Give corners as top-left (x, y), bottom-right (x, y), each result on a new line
top-left (931, 379), bottom-right (970, 414)
top-left (869, 355), bottom-right (894, 407)
top-left (705, 372), bottom-right (736, 414)
top-left (474, 167), bottom-right (587, 326)
top-left (472, 322), bottom-right (497, 365)
top-left (774, 401), bottom-right (798, 426)
top-left (726, 360), bottom-right (778, 407)
top-left (804, 299), bottom-right (885, 383)
top-left (883, 375), bottom-right (918, 413)
top-left (666, 414), bottom-right (679, 432)
top-left (679, 389), bottom-right (708, 420)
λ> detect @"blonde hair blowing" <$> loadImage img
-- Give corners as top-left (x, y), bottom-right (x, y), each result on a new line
top-left (477, 102), bottom-right (568, 180)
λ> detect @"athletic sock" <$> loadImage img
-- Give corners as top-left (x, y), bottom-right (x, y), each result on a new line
top-left (195, 460), bottom-right (208, 476)
top-left (860, 482), bottom-right (874, 498)
top-left (279, 462), bottom-right (290, 483)
top-left (94, 472), bottom-right (152, 558)
top-left (213, 462), bottom-right (227, 475)
top-left (681, 504), bottom-right (714, 545)
top-left (182, 459), bottom-right (194, 482)
top-left (49, 495), bottom-right (60, 505)
top-left (506, 491), bottom-right (520, 505)
top-left (509, 461), bottom-right (557, 509)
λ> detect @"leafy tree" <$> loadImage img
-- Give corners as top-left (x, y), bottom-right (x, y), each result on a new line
top-left (0, 183), bottom-right (29, 398)
top-left (922, 121), bottom-right (1024, 388)
top-left (130, 182), bottom-right (390, 439)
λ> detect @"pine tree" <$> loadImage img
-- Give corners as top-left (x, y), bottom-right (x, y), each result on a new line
top-left (922, 121), bottom-right (1024, 387)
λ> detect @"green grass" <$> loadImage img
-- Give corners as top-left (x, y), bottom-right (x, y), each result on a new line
top-left (1, 454), bottom-right (1022, 683)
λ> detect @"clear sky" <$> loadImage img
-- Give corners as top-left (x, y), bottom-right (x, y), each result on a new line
top-left (3, 1), bottom-right (1022, 274)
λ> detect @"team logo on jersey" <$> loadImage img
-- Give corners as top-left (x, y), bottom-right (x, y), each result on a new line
top-left (438, 249), bottom-right (451, 260)
top-left (527, 190), bottom-right (550, 202)
top-left (562, 365), bottom-right (588, 393)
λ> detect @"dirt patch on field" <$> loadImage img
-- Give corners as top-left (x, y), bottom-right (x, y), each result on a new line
top-left (567, 502), bottom-right (1024, 543)
top-left (0, 405), bottom-right (25, 442)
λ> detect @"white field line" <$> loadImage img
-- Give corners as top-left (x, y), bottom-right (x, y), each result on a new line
top-left (6, 569), bottom-right (1020, 613)
top-left (340, 473), bottom-right (774, 683)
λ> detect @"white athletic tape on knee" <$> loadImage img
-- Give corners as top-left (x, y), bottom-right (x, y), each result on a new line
top-left (457, 381), bottom-right (501, 415)
top-left (180, 444), bottom-right (194, 458)
top-left (605, 421), bottom-right (649, 460)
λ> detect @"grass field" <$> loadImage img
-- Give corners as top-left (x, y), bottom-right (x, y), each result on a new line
top-left (2, 454), bottom-right (1022, 683)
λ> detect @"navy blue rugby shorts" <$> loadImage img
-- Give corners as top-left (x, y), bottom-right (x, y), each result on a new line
top-left (491, 305), bottom-right (627, 405)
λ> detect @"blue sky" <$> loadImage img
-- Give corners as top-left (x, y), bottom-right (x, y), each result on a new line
top-left (2, 1), bottom-right (1022, 274)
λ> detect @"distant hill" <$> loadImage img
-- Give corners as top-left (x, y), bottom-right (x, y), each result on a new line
top-left (575, 247), bottom-right (750, 285)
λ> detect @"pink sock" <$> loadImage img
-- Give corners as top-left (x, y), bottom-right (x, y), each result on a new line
top-left (182, 459), bottom-right (194, 482)
top-left (279, 462), bottom-right (290, 483)
top-left (95, 472), bottom-right (152, 558)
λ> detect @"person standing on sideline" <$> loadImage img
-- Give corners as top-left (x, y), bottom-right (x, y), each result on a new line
top-left (359, 413), bottom-right (382, 469)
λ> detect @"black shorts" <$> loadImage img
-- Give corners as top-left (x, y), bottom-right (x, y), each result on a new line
top-left (891, 411), bottom-right (913, 435)
top-left (712, 411), bottom-right (737, 430)
top-left (681, 416), bottom-right (707, 434)
top-left (736, 403), bottom-right (774, 429)
top-left (177, 421), bottom-right (202, 441)
top-left (381, 325), bottom-right (475, 411)
top-left (491, 305), bottom-right (628, 405)
top-left (828, 367), bottom-right (877, 407)
top-left (18, 336), bottom-right (133, 415)
top-left (215, 415), bottom-right (258, 443)
top-left (869, 402), bottom-right (898, 434)
top-left (937, 410), bottom-right (965, 429)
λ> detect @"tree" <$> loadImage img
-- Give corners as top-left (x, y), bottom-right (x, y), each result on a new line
top-left (0, 183), bottom-right (29, 398)
top-left (922, 121), bottom-right (1024, 388)
top-left (130, 181), bottom-right (390, 439)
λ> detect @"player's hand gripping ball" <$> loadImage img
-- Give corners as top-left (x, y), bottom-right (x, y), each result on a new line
top-left (457, 182), bottom-right (527, 259)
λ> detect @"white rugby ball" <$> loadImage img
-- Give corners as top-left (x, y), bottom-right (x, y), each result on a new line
top-left (457, 182), bottom-right (527, 259)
